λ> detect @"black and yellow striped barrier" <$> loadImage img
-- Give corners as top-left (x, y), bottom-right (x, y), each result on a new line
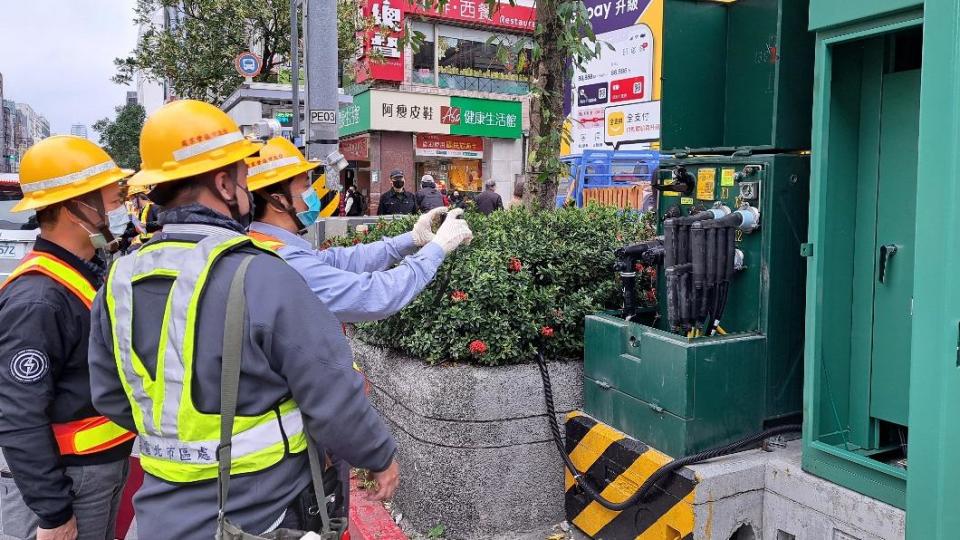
top-left (317, 187), bottom-right (340, 218)
top-left (564, 412), bottom-right (698, 539)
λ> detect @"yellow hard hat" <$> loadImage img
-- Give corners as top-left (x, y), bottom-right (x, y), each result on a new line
top-left (13, 135), bottom-right (133, 213)
top-left (125, 183), bottom-right (151, 197)
top-left (245, 137), bottom-right (321, 192)
top-left (129, 99), bottom-right (262, 187)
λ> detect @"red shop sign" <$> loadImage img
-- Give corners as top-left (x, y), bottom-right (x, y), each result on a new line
top-left (357, 0), bottom-right (405, 82)
top-left (417, 134), bottom-right (483, 152)
top-left (416, 134), bottom-right (484, 158)
top-left (340, 135), bottom-right (370, 161)
top-left (407, 0), bottom-right (536, 33)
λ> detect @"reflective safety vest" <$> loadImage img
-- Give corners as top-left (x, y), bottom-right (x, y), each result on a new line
top-left (138, 203), bottom-right (155, 243)
top-left (1, 251), bottom-right (135, 455)
top-left (104, 233), bottom-right (307, 483)
top-left (247, 229), bottom-right (284, 252)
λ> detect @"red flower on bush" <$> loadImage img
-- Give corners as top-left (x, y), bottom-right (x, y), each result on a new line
top-left (352, 238), bottom-right (362, 245)
top-left (451, 290), bottom-right (469, 302)
top-left (645, 266), bottom-right (657, 277)
top-left (646, 288), bottom-right (657, 303)
top-left (508, 257), bottom-right (522, 273)
top-left (541, 326), bottom-right (555, 338)
top-left (469, 340), bottom-right (488, 355)
top-left (635, 263), bottom-right (645, 273)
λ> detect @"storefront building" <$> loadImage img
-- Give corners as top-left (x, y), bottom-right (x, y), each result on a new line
top-left (341, 0), bottom-right (534, 214)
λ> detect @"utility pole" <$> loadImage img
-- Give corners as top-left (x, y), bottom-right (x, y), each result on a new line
top-left (290, 0), bottom-right (300, 143)
top-left (304, 0), bottom-right (345, 189)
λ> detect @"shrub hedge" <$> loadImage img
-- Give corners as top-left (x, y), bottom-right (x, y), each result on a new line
top-left (335, 205), bottom-right (655, 366)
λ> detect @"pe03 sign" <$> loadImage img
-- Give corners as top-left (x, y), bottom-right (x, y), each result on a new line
top-left (311, 110), bottom-right (338, 124)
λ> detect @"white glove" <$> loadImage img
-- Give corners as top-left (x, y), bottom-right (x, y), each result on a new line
top-left (429, 208), bottom-right (473, 254)
top-left (412, 206), bottom-right (448, 246)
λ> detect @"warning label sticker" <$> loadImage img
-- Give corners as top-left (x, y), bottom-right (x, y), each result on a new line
top-left (696, 168), bottom-right (716, 200)
top-left (721, 168), bottom-right (736, 187)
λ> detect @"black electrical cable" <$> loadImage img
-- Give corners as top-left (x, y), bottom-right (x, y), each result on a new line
top-left (536, 348), bottom-right (800, 512)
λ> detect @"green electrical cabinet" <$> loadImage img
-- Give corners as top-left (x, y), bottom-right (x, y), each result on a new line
top-left (803, 5), bottom-right (924, 511)
top-left (583, 154), bottom-right (809, 457)
top-left (661, 0), bottom-right (814, 152)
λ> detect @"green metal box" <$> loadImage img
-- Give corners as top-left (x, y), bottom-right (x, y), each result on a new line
top-left (584, 154), bottom-right (809, 457)
top-left (661, 0), bottom-right (815, 153)
top-left (803, 9), bottom-right (924, 511)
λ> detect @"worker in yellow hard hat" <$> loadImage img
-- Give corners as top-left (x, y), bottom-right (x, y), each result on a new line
top-left (245, 137), bottom-right (471, 518)
top-left (0, 136), bottom-right (136, 540)
top-left (247, 136), bottom-right (472, 322)
top-left (87, 100), bottom-right (398, 539)
top-left (122, 182), bottom-right (160, 248)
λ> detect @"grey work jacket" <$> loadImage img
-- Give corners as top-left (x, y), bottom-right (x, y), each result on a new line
top-left (88, 220), bottom-right (396, 540)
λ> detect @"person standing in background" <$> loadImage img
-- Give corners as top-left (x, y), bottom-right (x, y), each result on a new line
top-left (377, 170), bottom-right (417, 215)
top-left (475, 179), bottom-right (504, 215)
top-left (343, 185), bottom-right (365, 216)
top-left (415, 175), bottom-right (445, 211)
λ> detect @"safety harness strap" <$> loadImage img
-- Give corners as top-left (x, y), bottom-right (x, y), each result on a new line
top-left (216, 255), bottom-right (335, 536)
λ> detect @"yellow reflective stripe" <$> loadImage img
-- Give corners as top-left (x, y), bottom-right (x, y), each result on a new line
top-left (136, 241), bottom-right (196, 255)
top-left (132, 269), bottom-right (179, 282)
top-left (73, 420), bottom-right (131, 453)
top-left (106, 262), bottom-right (148, 435)
top-left (178, 235), bottom-right (266, 441)
top-left (141, 432), bottom-right (307, 483)
top-left (12, 256), bottom-right (97, 302)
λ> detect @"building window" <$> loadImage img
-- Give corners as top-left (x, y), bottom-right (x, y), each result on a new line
top-left (412, 38), bottom-right (436, 85)
top-left (436, 35), bottom-right (529, 95)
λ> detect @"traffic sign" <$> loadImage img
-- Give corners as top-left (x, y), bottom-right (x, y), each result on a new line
top-left (310, 109), bottom-right (338, 124)
top-left (235, 51), bottom-right (263, 78)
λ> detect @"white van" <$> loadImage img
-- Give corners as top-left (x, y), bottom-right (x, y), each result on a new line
top-left (0, 175), bottom-right (38, 279)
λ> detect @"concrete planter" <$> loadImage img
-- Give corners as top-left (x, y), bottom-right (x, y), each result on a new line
top-left (351, 338), bottom-right (583, 540)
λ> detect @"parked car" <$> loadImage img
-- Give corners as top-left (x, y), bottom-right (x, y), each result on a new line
top-left (0, 175), bottom-right (37, 279)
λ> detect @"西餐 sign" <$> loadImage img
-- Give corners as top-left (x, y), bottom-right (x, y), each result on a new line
top-left (339, 90), bottom-right (522, 139)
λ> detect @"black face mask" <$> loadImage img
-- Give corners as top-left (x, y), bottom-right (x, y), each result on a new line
top-left (392, 180), bottom-right (404, 189)
top-left (220, 172), bottom-right (255, 230)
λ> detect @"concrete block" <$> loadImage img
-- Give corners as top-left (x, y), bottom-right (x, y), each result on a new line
top-left (762, 492), bottom-right (886, 540)
top-left (353, 339), bottom-right (582, 540)
top-left (693, 489), bottom-right (763, 540)
top-left (763, 454), bottom-right (905, 539)
top-left (685, 441), bottom-right (905, 540)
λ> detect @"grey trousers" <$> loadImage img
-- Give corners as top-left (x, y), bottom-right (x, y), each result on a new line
top-left (0, 460), bottom-right (129, 540)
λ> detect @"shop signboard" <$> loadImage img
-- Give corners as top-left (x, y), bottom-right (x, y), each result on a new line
top-left (357, 0), bottom-right (405, 82)
top-left (448, 96), bottom-right (522, 139)
top-left (562, 0), bottom-right (663, 154)
top-left (416, 134), bottom-right (484, 158)
top-left (604, 100), bottom-right (660, 144)
top-left (340, 90), bottom-right (522, 139)
top-left (407, 0), bottom-right (536, 33)
top-left (340, 135), bottom-right (370, 161)
top-left (370, 91), bottom-right (450, 133)
top-left (339, 91), bottom-right (371, 137)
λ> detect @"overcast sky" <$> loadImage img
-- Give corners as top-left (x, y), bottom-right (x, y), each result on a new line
top-left (1, 1), bottom-right (139, 137)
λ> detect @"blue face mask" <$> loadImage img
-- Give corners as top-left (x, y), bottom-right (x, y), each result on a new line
top-left (296, 186), bottom-right (322, 227)
top-left (107, 205), bottom-right (131, 236)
